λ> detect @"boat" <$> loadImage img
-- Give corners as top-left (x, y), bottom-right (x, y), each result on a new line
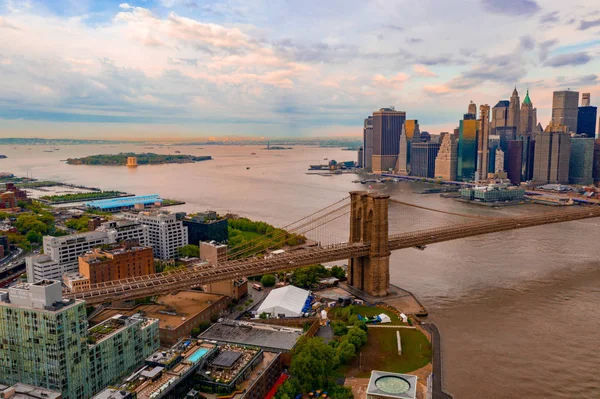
top-left (43, 150), bottom-right (53, 153)
top-left (414, 245), bottom-right (427, 251)
top-left (246, 167), bottom-right (251, 170)
top-left (323, 158), bottom-right (328, 160)
top-left (52, 148), bottom-right (59, 150)
top-left (0, 155), bottom-right (6, 159)
top-left (175, 151), bottom-right (181, 154)
top-left (251, 152), bottom-right (256, 155)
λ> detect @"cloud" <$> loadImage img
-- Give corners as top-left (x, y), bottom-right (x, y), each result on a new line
top-left (519, 35), bottom-right (535, 50)
top-left (119, 3), bottom-right (133, 9)
top-left (578, 19), bottom-right (600, 30)
top-left (372, 73), bottom-right (410, 90)
top-left (538, 39), bottom-right (558, 62)
top-left (415, 54), bottom-right (465, 66)
top-left (555, 74), bottom-right (598, 87)
top-left (413, 65), bottom-right (437, 78)
top-left (406, 37), bottom-right (423, 44)
top-left (481, 0), bottom-right (540, 16)
top-left (0, 16), bottom-right (20, 30)
top-left (540, 11), bottom-right (559, 24)
top-left (543, 51), bottom-right (591, 67)
top-left (384, 24), bottom-right (404, 32)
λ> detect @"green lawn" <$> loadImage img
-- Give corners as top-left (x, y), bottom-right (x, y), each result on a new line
top-left (339, 328), bottom-right (431, 377)
top-left (328, 305), bottom-right (404, 325)
top-left (234, 230), bottom-right (263, 240)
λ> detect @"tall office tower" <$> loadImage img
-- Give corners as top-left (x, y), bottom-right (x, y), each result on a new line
top-left (403, 119), bottom-right (419, 167)
top-left (577, 93), bottom-right (597, 138)
top-left (457, 114), bottom-right (478, 181)
top-left (467, 101), bottom-right (477, 118)
top-left (569, 138), bottom-right (595, 185)
top-left (533, 122), bottom-right (571, 184)
top-left (491, 100), bottom-right (509, 135)
top-left (410, 142), bottom-right (440, 178)
top-left (125, 212), bottom-right (188, 260)
top-left (594, 139), bottom-right (600, 186)
top-left (552, 90), bottom-right (579, 133)
top-left (488, 138), bottom-right (500, 174)
top-left (497, 126), bottom-right (517, 165)
top-left (357, 147), bottom-right (364, 168)
top-left (519, 90), bottom-right (537, 135)
top-left (519, 134), bottom-right (536, 182)
top-left (507, 88), bottom-right (521, 128)
top-left (495, 147), bottom-right (505, 173)
top-left (396, 125), bottom-right (410, 175)
top-left (372, 108), bottom-right (406, 172)
top-left (476, 104), bottom-right (491, 180)
top-left (363, 116), bottom-right (373, 170)
top-left (434, 133), bottom-right (458, 180)
top-left (582, 93), bottom-right (591, 107)
top-left (0, 281), bottom-right (90, 399)
top-left (507, 140), bottom-right (524, 185)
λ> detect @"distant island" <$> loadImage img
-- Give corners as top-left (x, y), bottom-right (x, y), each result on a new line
top-left (66, 152), bottom-right (212, 166)
top-left (262, 146), bottom-right (292, 150)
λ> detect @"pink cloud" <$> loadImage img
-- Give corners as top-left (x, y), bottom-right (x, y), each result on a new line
top-left (413, 64), bottom-right (437, 78)
top-left (372, 72), bottom-right (410, 89)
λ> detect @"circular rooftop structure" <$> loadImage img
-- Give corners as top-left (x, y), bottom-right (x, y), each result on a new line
top-left (374, 375), bottom-right (411, 394)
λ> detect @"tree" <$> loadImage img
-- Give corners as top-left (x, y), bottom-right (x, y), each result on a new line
top-left (345, 327), bottom-right (368, 348)
top-left (26, 230), bottom-right (42, 244)
top-left (260, 274), bottom-right (276, 287)
top-left (331, 321), bottom-right (348, 336)
top-left (330, 265), bottom-right (346, 279)
top-left (289, 337), bottom-right (339, 391)
top-left (336, 340), bottom-right (357, 364)
top-left (177, 244), bottom-right (199, 258)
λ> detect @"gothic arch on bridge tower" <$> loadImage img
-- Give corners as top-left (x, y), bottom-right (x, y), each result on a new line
top-left (364, 209), bottom-right (374, 242)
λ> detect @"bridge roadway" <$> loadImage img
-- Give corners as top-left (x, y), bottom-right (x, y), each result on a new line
top-left (65, 206), bottom-right (600, 305)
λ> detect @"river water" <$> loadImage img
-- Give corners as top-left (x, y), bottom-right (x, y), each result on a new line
top-left (2, 144), bottom-right (599, 398)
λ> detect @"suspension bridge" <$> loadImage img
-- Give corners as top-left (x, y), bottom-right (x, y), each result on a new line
top-left (65, 191), bottom-right (600, 305)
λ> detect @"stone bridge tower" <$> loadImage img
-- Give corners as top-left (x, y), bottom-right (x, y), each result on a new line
top-left (348, 191), bottom-right (390, 297)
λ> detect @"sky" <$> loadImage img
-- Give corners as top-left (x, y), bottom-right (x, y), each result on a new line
top-left (0, 0), bottom-right (599, 139)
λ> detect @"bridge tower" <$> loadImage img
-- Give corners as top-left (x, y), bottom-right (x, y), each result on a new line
top-left (348, 191), bottom-right (390, 297)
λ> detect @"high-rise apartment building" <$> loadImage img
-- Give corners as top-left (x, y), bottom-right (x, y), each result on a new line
top-left (0, 280), bottom-right (159, 399)
top-left (476, 104), bottom-right (491, 180)
top-left (372, 108), bottom-right (406, 172)
top-left (569, 138), bottom-right (595, 185)
top-left (363, 116), bottom-right (373, 170)
top-left (519, 90), bottom-right (537, 135)
top-left (458, 115), bottom-right (478, 181)
top-left (434, 133), bottom-right (458, 181)
top-left (507, 88), bottom-right (521, 128)
top-left (411, 142), bottom-right (440, 178)
top-left (577, 93), bottom-right (597, 138)
top-left (0, 281), bottom-right (89, 399)
top-left (491, 100), bottom-right (509, 135)
top-left (552, 90), bottom-right (579, 133)
top-left (533, 122), bottom-right (571, 184)
top-left (125, 212), bottom-right (188, 260)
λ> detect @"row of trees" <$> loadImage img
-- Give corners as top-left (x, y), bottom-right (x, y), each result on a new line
top-left (227, 218), bottom-right (306, 258)
top-left (9, 202), bottom-right (70, 250)
top-left (66, 153), bottom-right (211, 165)
top-left (41, 191), bottom-right (123, 203)
top-left (280, 264), bottom-right (345, 289)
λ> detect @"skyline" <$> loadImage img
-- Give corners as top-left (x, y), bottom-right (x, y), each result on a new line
top-left (0, 0), bottom-right (599, 138)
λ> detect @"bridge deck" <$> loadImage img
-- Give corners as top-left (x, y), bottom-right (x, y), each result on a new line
top-left (65, 207), bottom-right (600, 305)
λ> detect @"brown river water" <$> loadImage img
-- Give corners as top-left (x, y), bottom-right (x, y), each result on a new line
top-left (2, 144), bottom-right (599, 398)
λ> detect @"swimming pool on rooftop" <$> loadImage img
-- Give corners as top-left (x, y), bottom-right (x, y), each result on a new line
top-left (188, 347), bottom-right (210, 363)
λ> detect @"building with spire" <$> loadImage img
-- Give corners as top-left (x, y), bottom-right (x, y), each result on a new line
top-left (396, 125), bottom-right (410, 175)
top-left (519, 90), bottom-right (537, 135)
top-left (362, 116), bottom-right (373, 170)
top-left (507, 88), bottom-right (521, 128)
top-left (435, 133), bottom-right (458, 181)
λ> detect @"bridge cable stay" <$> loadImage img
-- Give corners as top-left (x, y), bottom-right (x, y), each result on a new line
top-left (224, 196), bottom-right (350, 257)
top-left (225, 196), bottom-right (354, 259)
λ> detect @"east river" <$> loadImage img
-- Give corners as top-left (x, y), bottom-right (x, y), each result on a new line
top-left (3, 144), bottom-right (600, 398)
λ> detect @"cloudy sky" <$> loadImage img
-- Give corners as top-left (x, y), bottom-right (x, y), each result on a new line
top-left (0, 0), bottom-right (599, 139)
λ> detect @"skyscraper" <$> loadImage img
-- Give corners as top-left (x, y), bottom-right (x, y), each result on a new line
top-left (363, 116), bottom-right (373, 170)
top-left (467, 101), bottom-right (477, 118)
top-left (476, 104), bottom-right (490, 180)
top-left (532, 122), bottom-right (571, 184)
top-left (507, 88), bottom-right (521, 128)
top-left (577, 93), bottom-right (597, 138)
top-left (594, 139), bottom-right (600, 186)
top-left (411, 142), bottom-right (440, 178)
top-left (519, 90), bottom-right (537, 135)
top-left (491, 100), bottom-right (509, 135)
top-left (552, 90), bottom-right (579, 133)
top-left (435, 133), bottom-right (458, 181)
top-left (396, 125), bottom-right (410, 175)
top-left (507, 140), bottom-right (524, 185)
top-left (569, 138), bottom-right (595, 185)
top-left (458, 114), bottom-right (478, 181)
top-left (497, 126), bottom-right (517, 166)
top-left (519, 134), bottom-right (536, 182)
top-left (372, 108), bottom-right (406, 173)
top-left (495, 147), bottom-right (505, 173)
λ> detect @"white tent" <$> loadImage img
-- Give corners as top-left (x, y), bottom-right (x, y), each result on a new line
top-left (257, 285), bottom-right (310, 318)
top-left (378, 313), bottom-right (392, 324)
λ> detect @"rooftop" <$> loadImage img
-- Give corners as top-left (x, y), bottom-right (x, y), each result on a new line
top-left (91, 389), bottom-right (133, 399)
top-left (200, 321), bottom-right (303, 352)
top-left (366, 371), bottom-right (418, 399)
top-left (85, 195), bottom-right (162, 209)
top-left (91, 291), bottom-right (224, 330)
top-left (0, 383), bottom-right (62, 399)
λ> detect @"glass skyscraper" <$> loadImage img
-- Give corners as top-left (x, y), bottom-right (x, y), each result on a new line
top-left (458, 116), bottom-right (478, 181)
top-left (577, 106), bottom-right (597, 138)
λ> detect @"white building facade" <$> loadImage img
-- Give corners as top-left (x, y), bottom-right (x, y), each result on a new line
top-left (125, 212), bottom-right (188, 260)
